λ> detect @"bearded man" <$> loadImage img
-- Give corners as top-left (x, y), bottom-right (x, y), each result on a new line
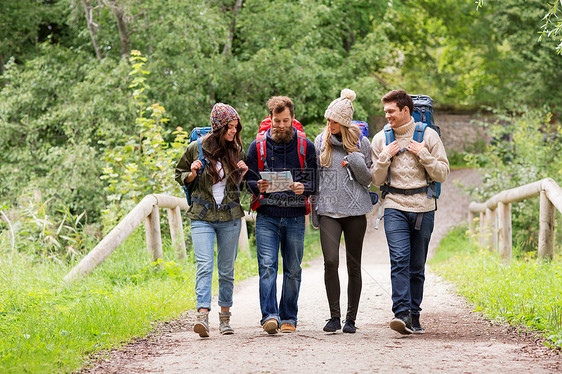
top-left (246, 96), bottom-right (317, 334)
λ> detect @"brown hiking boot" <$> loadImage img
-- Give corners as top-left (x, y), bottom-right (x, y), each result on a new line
top-left (280, 323), bottom-right (296, 333)
top-left (219, 312), bottom-right (234, 335)
top-left (194, 311), bottom-right (209, 337)
top-left (263, 318), bottom-right (279, 334)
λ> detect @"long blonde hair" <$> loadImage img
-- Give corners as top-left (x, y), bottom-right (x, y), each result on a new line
top-left (319, 123), bottom-right (361, 167)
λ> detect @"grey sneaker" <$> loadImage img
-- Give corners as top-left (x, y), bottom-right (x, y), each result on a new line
top-left (411, 314), bottom-right (425, 334)
top-left (389, 311), bottom-right (413, 335)
top-left (219, 311), bottom-right (234, 335)
top-left (194, 311), bottom-right (210, 337)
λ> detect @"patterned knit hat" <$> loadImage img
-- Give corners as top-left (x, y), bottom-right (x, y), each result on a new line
top-left (210, 103), bottom-right (240, 132)
top-left (324, 89), bottom-right (356, 127)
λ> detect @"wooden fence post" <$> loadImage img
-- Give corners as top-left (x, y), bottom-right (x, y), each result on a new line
top-left (468, 211), bottom-right (476, 234)
top-left (167, 206), bottom-right (186, 260)
top-left (479, 211), bottom-right (486, 249)
top-left (497, 201), bottom-right (512, 260)
top-left (538, 191), bottom-right (555, 260)
top-left (145, 205), bottom-right (163, 262)
top-left (238, 217), bottom-right (250, 254)
top-left (486, 208), bottom-right (498, 251)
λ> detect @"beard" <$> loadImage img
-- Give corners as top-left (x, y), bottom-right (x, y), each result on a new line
top-left (271, 127), bottom-right (294, 143)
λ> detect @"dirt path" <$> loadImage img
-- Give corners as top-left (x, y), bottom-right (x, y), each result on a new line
top-left (84, 170), bottom-right (562, 373)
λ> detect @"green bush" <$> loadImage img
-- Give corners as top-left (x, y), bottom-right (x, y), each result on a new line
top-left (466, 106), bottom-right (562, 253)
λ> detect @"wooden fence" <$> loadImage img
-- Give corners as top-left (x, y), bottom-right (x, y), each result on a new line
top-left (468, 178), bottom-right (562, 259)
top-left (63, 194), bottom-right (253, 282)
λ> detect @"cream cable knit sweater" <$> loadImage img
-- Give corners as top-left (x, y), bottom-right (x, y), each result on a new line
top-left (370, 118), bottom-right (450, 213)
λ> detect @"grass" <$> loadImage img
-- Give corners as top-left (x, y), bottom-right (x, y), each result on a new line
top-left (0, 224), bottom-right (321, 373)
top-left (429, 225), bottom-right (562, 348)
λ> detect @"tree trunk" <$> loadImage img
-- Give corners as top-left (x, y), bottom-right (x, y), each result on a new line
top-left (102, 0), bottom-right (131, 59)
top-left (0, 53), bottom-right (4, 74)
top-left (82, 0), bottom-right (103, 60)
top-left (113, 5), bottom-right (131, 58)
top-left (222, 0), bottom-right (245, 55)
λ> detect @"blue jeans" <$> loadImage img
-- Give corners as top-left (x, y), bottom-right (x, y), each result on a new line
top-left (384, 208), bottom-right (434, 316)
top-left (191, 219), bottom-right (241, 311)
top-left (255, 214), bottom-right (305, 327)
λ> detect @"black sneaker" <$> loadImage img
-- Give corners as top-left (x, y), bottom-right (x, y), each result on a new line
top-left (411, 314), bottom-right (425, 334)
top-left (323, 317), bottom-right (341, 332)
top-left (342, 320), bottom-right (356, 333)
top-left (389, 311), bottom-right (413, 335)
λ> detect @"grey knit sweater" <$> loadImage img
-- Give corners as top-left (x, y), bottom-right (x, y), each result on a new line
top-left (313, 134), bottom-right (373, 217)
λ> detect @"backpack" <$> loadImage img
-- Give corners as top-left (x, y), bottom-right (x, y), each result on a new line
top-left (410, 95), bottom-right (440, 136)
top-left (182, 127), bottom-right (211, 206)
top-left (250, 117), bottom-right (310, 214)
top-left (381, 94), bottom-right (441, 201)
top-left (351, 120), bottom-right (369, 139)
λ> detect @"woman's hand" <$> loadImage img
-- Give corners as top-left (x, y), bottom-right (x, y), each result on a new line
top-left (184, 159), bottom-right (203, 184)
top-left (190, 160), bottom-right (203, 175)
top-left (237, 160), bottom-right (248, 178)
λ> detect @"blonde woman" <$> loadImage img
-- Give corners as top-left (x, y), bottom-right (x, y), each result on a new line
top-left (313, 89), bottom-right (373, 333)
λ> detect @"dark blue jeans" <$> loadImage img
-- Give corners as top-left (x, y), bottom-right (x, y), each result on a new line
top-left (255, 214), bottom-right (305, 327)
top-left (384, 208), bottom-right (435, 316)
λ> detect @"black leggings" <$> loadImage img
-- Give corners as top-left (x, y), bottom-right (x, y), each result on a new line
top-left (318, 214), bottom-right (367, 321)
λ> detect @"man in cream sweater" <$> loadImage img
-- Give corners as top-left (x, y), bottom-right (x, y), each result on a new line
top-left (371, 90), bottom-right (450, 335)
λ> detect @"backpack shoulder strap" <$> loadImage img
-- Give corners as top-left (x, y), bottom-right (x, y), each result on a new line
top-left (296, 129), bottom-right (307, 169)
top-left (256, 130), bottom-right (268, 171)
top-left (383, 124), bottom-right (394, 145)
top-left (196, 138), bottom-right (207, 173)
top-left (413, 122), bottom-right (428, 143)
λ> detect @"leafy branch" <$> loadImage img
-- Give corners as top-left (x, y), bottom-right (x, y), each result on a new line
top-left (539, 0), bottom-right (562, 54)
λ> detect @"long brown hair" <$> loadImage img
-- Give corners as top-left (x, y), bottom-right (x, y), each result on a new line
top-left (319, 123), bottom-right (361, 167)
top-left (202, 121), bottom-right (243, 185)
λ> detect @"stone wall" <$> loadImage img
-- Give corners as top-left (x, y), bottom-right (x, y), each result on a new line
top-left (371, 113), bottom-right (490, 153)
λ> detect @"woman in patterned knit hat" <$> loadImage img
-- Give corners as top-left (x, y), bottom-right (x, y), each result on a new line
top-left (175, 103), bottom-right (248, 338)
top-left (313, 89), bottom-right (373, 334)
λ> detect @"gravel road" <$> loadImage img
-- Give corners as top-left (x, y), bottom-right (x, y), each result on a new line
top-left (82, 169), bottom-right (562, 373)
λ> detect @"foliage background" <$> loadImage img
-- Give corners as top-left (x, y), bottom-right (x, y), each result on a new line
top-left (1, 0), bottom-right (562, 370)
top-left (1, 0), bottom-right (561, 254)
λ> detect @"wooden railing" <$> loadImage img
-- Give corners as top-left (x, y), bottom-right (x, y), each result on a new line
top-left (64, 194), bottom-right (253, 282)
top-left (468, 178), bottom-right (562, 259)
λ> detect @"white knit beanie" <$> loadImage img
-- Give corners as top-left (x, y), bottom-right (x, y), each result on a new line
top-left (324, 88), bottom-right (356, 127)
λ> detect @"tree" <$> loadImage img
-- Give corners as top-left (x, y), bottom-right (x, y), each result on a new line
top-left (385, 0), bottom-right (562, 112)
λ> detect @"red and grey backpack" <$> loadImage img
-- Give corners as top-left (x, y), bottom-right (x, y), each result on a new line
top-left (250, 117), bottom-right (310, 214)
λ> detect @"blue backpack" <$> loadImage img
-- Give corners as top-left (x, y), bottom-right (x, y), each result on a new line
top-left (182, 127), bottom-right (212, 205)
top-left (351, 120), bottom-right (369, 139)
top-left (410, 95), bottom-right (440, 136)
top-left (381, 95), bottom-right (441, 201)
